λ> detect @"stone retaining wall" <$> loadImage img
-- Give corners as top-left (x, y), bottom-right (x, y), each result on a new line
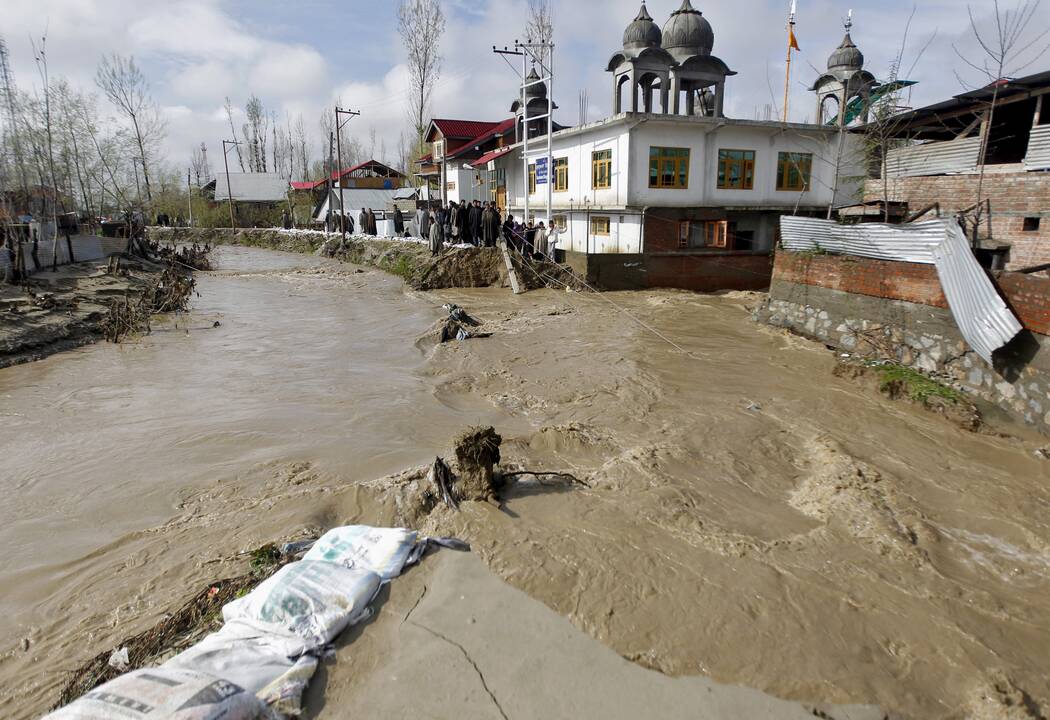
top-left (756, 250), bottom-right (1050, 431)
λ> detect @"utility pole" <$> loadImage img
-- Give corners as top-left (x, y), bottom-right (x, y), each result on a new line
top-left (494, 38), bottom-right (555, 230)
top-left (334, 106), bottom-right (361, 240)
top-left (186, 168), bottom-right (193, 227)
top-left (222, 139), bottom-right (241, 229)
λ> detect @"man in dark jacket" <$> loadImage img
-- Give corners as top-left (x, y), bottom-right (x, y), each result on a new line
top-left (468, 200), bottom-right (482, 246)
top-left (393, 206), bottom-right (405, 235)
top-left (482, 203), bottom-right (501, 247)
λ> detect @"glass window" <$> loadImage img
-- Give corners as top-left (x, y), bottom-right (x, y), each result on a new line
top-left (776, 152), bottom-right (812, 191)
top-left (591, 216), bottom-right (610, 235)
top-left (717, 149), bottom-right (755, 190)
top-left (554, 157), bottom-right (569, 192)
top-left (648, 147), bottom-right (689, 189)
top-left (592, 150), bottom-right (612, 189)
top-left (678, 220), bottom-right (728, 248)
top-left (552, 215), bottom-right (567, 231)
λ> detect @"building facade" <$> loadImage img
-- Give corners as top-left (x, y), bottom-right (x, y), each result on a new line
top-left (862, 71), bottom-right (1050, 271)
top-left (478, 1), bottom-right (864, 290)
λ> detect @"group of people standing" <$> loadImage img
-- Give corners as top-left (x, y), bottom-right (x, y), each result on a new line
top-left (419, 199), bottom-right (558, 260)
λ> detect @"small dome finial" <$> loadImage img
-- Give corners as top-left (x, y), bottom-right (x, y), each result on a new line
top-left (844, 8), bottom-right (854, 33)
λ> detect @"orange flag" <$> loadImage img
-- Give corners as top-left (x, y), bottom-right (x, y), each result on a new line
top-left (789, 26), bottom-right (801, 52)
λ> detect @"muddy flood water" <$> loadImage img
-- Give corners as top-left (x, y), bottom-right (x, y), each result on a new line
top-left (2, 246), bottom-right (1049, 719)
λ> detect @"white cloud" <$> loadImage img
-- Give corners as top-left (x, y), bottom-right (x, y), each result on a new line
top-left (3, 0), bottom-right (1044, 180)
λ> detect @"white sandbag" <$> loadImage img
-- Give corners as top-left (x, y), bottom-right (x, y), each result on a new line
top-left (165, 619), bottom-right (313, 699)
top-left (304, 525), bottom-right (418, 580)
top-left (222, 561), bottom-right (380, 648)
top-left (44, 667), bottom-right (269, 720)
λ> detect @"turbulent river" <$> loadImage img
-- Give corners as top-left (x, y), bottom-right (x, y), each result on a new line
top-left (2, 246), bottom-right (1049, 719)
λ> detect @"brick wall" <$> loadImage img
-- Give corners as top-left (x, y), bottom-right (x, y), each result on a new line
top-left (863, 171), bottom-right (1050, 270)
top-left (773, 249), bottom-right (1050, 336)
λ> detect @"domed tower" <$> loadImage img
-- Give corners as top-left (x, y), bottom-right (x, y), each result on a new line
top-left (661, 1), bottom-right (735, 117)
top-left (512, 67), bottom-right (558, 141)
top-left (607, 2), bottom-right (676, 114)
top-left (811, 14), bottom-right (877, 126)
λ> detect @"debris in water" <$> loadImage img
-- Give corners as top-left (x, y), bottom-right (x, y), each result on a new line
top-left (107, 647), bottom-right (129, 671)
top-left (452, 426), bottom-right (503, 503)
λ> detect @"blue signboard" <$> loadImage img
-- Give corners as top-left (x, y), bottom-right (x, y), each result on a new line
top-left (535, 157), bottom-right (548, 184)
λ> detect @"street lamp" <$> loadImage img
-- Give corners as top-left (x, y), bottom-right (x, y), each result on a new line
top-left (222, 140), bottom-right (241, 230)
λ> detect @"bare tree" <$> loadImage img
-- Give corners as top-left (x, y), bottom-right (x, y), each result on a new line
top-left (96, 54), bottom-right (164, 204)
top-left (955, 0), bottom-right (1050, 240)
top-left (190, 143), bottom-right (210, 186)
top-left (223, 96), bottom-right (245, 172)
top-left (398, 0), bottom-right (445, 152)
top-left (525, 0), bottom-right (554, 69)
top-left (243, 95), bottom-right (267, 172)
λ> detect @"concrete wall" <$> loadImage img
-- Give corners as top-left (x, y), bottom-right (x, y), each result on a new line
top-left (757, 250), bottom-right (1050, 431)
top-left (496, 114), bottom-right (861, 223)
top-left (864, 169), bottom-right (1050, 270)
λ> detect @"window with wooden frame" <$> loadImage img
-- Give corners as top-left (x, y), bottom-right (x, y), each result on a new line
top-left (591, 216), bottom-right (610, 236)
top-left (592, 150), bottom-right (612, 189)
top-left (552, 215), bottom-right (568, 231)
top-left (717, 149), bottom-right (755, 190)
top-left (528, 163), bottom-right (537, 195)
top-left (649, 147), bottom-right (690, 189)
top-left (554, 157), bottom-right (569, 192)
top-left (677, 220), bottom-right (728, 249)
top-left (776, 152), bottom-right (812, 191)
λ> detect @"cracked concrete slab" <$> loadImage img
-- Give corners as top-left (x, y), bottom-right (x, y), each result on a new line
top-left (305, 551), bottom-right (888, 720)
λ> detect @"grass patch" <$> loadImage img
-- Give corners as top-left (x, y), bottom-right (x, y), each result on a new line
top-left (872, 363), bottom-right (961, 404)
top-left (381, 253), bottom-right (419, 281)
top-left (795, 243), bottom-right (831, 258)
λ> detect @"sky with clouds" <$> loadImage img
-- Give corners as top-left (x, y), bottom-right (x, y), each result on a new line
top-left (3, 0), bottom-right (1045, 179)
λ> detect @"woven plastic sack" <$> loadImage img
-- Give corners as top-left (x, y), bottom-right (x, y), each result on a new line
top-left (44, 667), bottom-right (269, 720)
top-left (165, 619), bottom-right (317, 713)
top-left (221, 560), bottom-right (380, 648)
top-left (304, 525), bottom-right (418, 580)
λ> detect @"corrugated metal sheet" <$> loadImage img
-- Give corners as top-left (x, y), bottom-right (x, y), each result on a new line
top-left (213, 173), bottom-right (289, 202)
top-left (1024, 124), bottom-right (1050, 171)
top-left (313, 188), bottom-right (401, 222)
top-left (1, 235), bottom-right (126, 278)
top-left (885, 136), bottom-right (982, 178)
top-left (779, 216), bottom-right (1022, 362)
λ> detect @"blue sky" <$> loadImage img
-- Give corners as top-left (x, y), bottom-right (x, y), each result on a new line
top-left (4, 0), bottom-right (1044, 175)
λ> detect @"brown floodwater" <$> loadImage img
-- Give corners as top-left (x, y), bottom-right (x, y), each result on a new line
top-left (2, 246), bottom-right (1049, 719)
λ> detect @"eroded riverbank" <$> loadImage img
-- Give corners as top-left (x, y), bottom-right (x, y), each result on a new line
top-left (3, 246), bottom-right (1049, 719)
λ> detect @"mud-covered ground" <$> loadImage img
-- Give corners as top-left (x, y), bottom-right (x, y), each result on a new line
top-left (3, 247), bottom-right (1049, 719)
top-left (0, 256), bottom-right (182, 369)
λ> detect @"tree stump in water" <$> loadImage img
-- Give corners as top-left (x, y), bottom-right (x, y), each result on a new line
top-left (452, 426), bottom-right (502, 503)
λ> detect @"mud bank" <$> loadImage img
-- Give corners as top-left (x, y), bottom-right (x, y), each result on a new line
top-left (0, 256), bottom-right (191, 368)
top-left (4, 247), bottom-right (1050, 720)
top-left (149, 226), bottom-right (582, 292)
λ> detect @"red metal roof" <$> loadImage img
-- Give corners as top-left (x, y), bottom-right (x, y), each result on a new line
top-left (291, 159), bottom-right (404, 190)
top-left (449, 118), bottom-right (515, 159)
top-left (429, 119), bottom-right (501, 141)
top-left (471, 146), bottom-right (513, 168)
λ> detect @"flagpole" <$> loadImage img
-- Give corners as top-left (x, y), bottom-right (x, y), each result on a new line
top-left (783, 0), bottom-right (797, 123)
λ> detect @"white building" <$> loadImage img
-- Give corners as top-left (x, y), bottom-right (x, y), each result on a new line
top-left (478, 1), bottom-right (866, 290)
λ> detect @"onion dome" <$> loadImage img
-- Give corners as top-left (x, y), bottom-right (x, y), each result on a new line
top-left (623, 2), bottom-right (661, 51)
top-left (524, 67), bottom-right (547, 99)
top-left (828, 33), bottom-right (864, 74)
top-left (662, 0), bottom-right (714, 59)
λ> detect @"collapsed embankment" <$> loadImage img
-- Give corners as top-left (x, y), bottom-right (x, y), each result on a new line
top-left (149, 226), bottom-right (584, 292)
top-left (0, 254), bottom-right (197, 369)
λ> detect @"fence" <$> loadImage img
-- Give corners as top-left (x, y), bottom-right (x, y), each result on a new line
top-left (2, 234), bottom-right (128, 279)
